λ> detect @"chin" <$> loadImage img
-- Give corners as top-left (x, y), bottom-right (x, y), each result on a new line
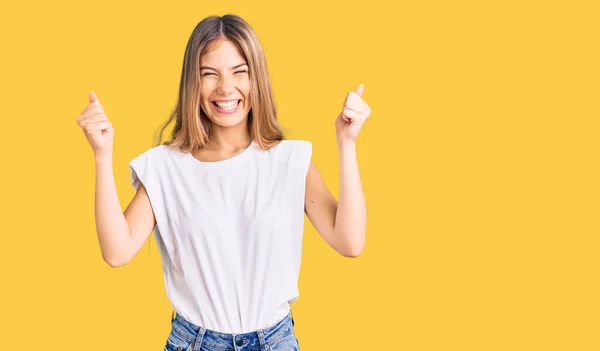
top-left (211, 115), bottom-right (247, 128)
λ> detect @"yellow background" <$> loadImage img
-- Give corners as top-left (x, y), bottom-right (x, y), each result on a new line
top-left (1, 0), bottom-right (598, 350)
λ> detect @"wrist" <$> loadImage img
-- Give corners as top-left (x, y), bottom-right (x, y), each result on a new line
top-left (337, 139), bottom-right (356, 149)
top-left (95, 153), bottom-right (113, 164)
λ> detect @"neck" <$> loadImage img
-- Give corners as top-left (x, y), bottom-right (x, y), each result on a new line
top-left (207, 123), bottom-right (252, 152)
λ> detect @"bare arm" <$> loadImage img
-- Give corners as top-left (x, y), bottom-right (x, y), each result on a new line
top-left (95, 155), bottom-right (156, 267)
top-left (334, 142), bottom-right (367, 255)
top-left (77, 91), bottom-right (155, 267)
top-left (305, 83), bottom-right (370, 257)
top-left (305, 142), bottom-right (367, 258)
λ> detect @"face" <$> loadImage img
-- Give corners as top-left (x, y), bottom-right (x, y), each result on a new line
top-left (199, 38), bottom-right (251, 128)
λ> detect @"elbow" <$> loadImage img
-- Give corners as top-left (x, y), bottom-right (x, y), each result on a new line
top-left (342, 248), bottom-right (364, 258)
top-left (339, 241), bottom-right (366, 258)
top-left (103, 253), bottom-right (131, 268)
top-left (105, 260), bottom-right (127, 268)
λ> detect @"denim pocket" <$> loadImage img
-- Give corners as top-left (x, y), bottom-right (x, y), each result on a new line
top-left (164, 329), bottom-right (194, 351)
top-left (268, 330), bottom-right (299, 351)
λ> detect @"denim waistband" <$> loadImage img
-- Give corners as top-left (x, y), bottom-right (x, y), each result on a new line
top-left (167, 310), bottom-right (296, 351)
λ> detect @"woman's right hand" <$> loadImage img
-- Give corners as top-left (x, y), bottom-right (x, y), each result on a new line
top-left (77, 91), bottom-right (114, 158)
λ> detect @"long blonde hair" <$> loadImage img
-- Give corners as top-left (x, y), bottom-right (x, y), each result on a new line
top-left (153, 14), bottom-right (285, 152)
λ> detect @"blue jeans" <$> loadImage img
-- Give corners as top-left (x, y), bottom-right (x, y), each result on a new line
top-left (164, 310), bottom-right (300, 351)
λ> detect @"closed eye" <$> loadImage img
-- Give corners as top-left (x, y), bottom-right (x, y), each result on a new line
top-left (201, 70), bottom-right (248, 77)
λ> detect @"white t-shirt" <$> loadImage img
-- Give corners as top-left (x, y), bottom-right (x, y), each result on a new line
top-left (128, 139), bottom-right (312, 333)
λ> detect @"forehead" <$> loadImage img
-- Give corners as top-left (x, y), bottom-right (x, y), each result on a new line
top-left (201, 39), bottom-right (245, 66)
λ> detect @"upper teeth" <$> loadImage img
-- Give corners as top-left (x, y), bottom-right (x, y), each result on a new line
top-left (215, 100), bottom-right (238, 109)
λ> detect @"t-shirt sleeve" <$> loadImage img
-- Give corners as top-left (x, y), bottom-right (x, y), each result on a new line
top-left (299, 141), bottom-right (313, 177)
top-left (291, 140), bottom-right (313, 214)
top-left (128, 148), bottom-right (162, 204)
top-left (128, 148), bottom-right (164, 233)
top-left (129, 151), bottom-right (150, 192)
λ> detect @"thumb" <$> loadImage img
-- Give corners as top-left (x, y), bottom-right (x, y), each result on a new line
top-left (354, 84), bottom-right (364, 97)
top-left (89, 90), bottom-right (98, 103)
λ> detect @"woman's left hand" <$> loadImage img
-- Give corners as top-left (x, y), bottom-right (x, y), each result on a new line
top-left (335, 84), bottom-right (372, 144)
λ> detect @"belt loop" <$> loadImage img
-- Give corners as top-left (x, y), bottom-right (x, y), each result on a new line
top-left (191, 326), bottom-right (207, 351)
top-left (290, 309), bottom-right (295, 327)
top-left (171, 309), bottom-right (176, 323)
top-left (257, 329), bottom-right (268, 351)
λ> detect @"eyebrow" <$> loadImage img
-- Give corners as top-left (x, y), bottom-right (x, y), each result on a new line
top-left (200, 63), bottom-right (248, 71)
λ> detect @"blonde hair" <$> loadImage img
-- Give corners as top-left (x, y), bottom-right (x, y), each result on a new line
top-left (153, 14), bottom-right (285, 152)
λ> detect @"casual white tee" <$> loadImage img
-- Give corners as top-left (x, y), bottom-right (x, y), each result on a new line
top-left (128, 139), bottom-right (312, 334)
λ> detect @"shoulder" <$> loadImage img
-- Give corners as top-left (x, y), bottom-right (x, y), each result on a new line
top-left (128, 145), bottom-right (173, 179)
top-left (272, 139), bottom-right (312, 155)
top-left (128, 145), bottom-right (178, 191)
top-left (130, 144), bottom-right (174, 164)
top-left (268, 139), bottom-right (312, 175)
top-left (136, 144), bottom-right (171, 157)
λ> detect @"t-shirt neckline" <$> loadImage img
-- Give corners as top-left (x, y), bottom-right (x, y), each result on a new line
top-left (185, 140), bottom-right (257, 167)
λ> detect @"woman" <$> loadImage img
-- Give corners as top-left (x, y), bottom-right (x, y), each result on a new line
top-left (76, 14), bottom-right (370, 351)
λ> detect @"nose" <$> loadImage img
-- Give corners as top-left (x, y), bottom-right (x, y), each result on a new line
top-left (216, 75), bottom-right (235, 96)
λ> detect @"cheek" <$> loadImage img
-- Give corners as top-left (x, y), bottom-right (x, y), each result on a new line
top-left (236, 76), bottom-right (250, 92)
top-left (240, 81), bottom-right (251, 101)
top-left (199, 91), bottom-right (212, 114)
top-left (200, 86), bottom-right (214, 106)
top-left (200, 83), bottom-right (212, 98)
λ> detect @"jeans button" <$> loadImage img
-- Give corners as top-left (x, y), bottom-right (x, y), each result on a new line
top-left (236, 337), bottom-right (244, 346)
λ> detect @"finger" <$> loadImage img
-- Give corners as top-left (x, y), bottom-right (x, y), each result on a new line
top-left (96, 121), bottom-right (111, 132)
top-left (84, 121), bottom-right (111, 134)
top-left (343, 108), bottom-right (362, 122)
top-left (82, 106), bottom-right (104, 118)
top-left (354, 84), bottom-right (364, 97)
top-left (343, 91), bottom-right (358, 109)
top-left (345, 92), bottom-right (366, 111)
top-left (342, 93), bottom-right (350, 110)
top-left (344, 97), bottom-right (372, 117)
top-left (89, 91), bottom-right (99, 104)
top-left (343, 102), bottom-right (371, 117)
top-left (88, 91), bottom-right (103, 111)
top-left (78, 110), bottom-right (105, 126)
top-left (78, 110), bottom-right (100, 126)
top-left (81, 112), bottom-right (107, 124)
top-left (80, 100), bottom-right (103, 117)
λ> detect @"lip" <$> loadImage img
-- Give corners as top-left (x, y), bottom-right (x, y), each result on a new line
top-left (211, 99), bottom-right (242, 114)
top-left (211, 99), bottom-right (242, 102)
